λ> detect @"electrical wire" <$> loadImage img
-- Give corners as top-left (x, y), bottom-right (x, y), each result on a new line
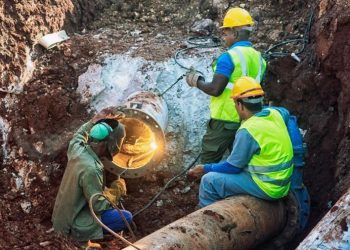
top-left (158, 74), bottom-right (185, 96)
top-left (158, 35), bottom-right (222, 97)
top-left (263, 10), bottom-right (314, 61)
top-left (133, 153), bottom-right (201, 217)
top-left (89, 193), bottom-right (141, 250)
top-left (174, 35), bottom-right (222, 73)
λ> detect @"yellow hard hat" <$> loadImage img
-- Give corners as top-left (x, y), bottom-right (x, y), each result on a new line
top-left (231, 76), bottom-right (264, 100)
top-left (221, 7), bottom-right (254, 28)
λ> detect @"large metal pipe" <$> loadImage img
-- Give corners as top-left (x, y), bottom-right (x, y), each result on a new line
top-left (103, 91), bottom-right (168, 178)
top-left (123, 195), bottom-right (286, 250)
top-left (297, 188), bottom-right (350, 250)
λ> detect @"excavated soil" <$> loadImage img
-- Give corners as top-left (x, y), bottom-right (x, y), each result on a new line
top-left (1, 0), bottom-right (350, 249)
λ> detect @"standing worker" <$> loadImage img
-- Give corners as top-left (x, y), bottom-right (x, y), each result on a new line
top-left (186, 7), bottom-right (266, 163)
top-left (188, 77), bottom-right (293, 207)
top-left (52, 108), bottom-right (133, 246)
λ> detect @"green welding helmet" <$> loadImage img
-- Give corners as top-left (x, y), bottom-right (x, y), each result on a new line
top-left (90, 120), bottom-right (126, 158)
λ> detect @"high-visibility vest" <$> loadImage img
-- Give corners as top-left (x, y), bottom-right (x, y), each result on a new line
top-left (210, 46), bottom-right (266, 122)
top-left (239, 108), bottom-right (294, 199)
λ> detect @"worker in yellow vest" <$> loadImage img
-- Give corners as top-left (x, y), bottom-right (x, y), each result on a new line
top-left (186, 7), bottom-right (266, 163)
top-left (188, 77), bottom-right (293, 207)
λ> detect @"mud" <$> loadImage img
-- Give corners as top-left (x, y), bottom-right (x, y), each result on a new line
top-left (1, 0), bottom-right (350, 249)
top-left (265, 0), bottom-right (350, 230)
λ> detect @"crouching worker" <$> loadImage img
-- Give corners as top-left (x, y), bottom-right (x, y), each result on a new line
top-left (52, 107), bottom-right (133, 244)
top-left (188, 77), bottom-right (294, 207)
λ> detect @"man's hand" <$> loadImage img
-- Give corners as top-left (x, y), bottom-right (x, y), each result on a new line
top-left (185, 69), bottom-right (205, 88)
top-left (187, 164), bottom-right (205, 180)
top-left (91, 107), bottom-right (125, 124)
top-left (111, 178), bottom-right (127, 196)
top-left (103, 178), bottom-right (127, 205)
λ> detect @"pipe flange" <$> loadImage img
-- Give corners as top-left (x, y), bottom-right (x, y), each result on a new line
top-left (103, 108), bottom-right (166, 179)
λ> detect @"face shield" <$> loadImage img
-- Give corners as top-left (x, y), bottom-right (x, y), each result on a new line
top-left (89, 119), bottom-right (126, 160)
top-left (106, 122), bottom-right (126, 159)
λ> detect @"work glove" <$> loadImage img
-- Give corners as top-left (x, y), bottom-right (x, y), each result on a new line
top-left (103, 178), bottom-right (127, 205)
top-left (185, 68), bottom-right (205, 88)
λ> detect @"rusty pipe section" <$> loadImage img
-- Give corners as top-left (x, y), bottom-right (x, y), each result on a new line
top-left (297, 188), bottom-right (350, 250)
top-left (123, 91), bottom-right (168, 130)
top-left (103, 91), bottom-right (168, 178)
top-left (123, 195), bottom-right (286, 250)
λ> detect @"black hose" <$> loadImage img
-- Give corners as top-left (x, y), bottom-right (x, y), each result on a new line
top-left (263, 10), bottom-right (314, 61)
top-left (174, 35), bottom-right (222, 73)
top-left (159, 74), bottom-right (185, 96)
top-left (133, 153), bottom-right (201, 217)
top-left (159, 35), bottom-right (222, 96)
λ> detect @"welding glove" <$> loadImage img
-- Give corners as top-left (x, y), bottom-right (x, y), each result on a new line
top-left (185, 69), bottom-right (205, 88)
top-left (103, 178), bottom-right (127, 205)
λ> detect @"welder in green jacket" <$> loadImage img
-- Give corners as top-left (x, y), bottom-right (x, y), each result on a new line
top-left (52, 108), bottom-right (132, 243)
top-left (186, 7), bottom-right (266, 163)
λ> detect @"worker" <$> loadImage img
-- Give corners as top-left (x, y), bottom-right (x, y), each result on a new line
top-left (52, 107), bottom-right (133, 244)
top-left (188, 77), bottom-right (293, 207)
top-left (186, 7), bottom-right (266, 163)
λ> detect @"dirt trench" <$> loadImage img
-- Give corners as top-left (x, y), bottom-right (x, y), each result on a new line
top-left (1, 0), bottom-right (350, 249)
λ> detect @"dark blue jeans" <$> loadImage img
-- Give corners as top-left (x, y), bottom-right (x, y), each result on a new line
top-left (101, 209), bottom-right (133, 233)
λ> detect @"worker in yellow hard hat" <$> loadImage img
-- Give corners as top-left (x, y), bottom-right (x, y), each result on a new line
top-left (52, 107), bottom-right (133, 246)
top-left (188, 77), bottom-right (294, 207)
top-left (185, 7), bottom-right (267, 164)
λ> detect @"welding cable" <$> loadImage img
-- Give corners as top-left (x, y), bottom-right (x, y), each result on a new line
top-left (89, 193), bottom-right (141, 250)
top-left (119, 198), bottom-right (138, 231)
top-left (133, 153), bottom-right (201, 217)
top-left (263, 10), bottom-right (314, 61)
top-left (174, 35), bottom-right (222, 73)
top-left (159, 36), bottom-right (222, 97)
top-left (187, 35), bottom-right (222, 47)
top-left (158, 74), bottom-right (185, 96)
top-left (90, 193), bottom-right (136, 239)
top-left (160, 35), bottom-right (221, 97)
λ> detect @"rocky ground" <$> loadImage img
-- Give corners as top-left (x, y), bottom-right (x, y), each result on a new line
top-left (1, 0), bottom-right (350, 249)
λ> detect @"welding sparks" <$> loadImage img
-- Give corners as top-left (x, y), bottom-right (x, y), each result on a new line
top-left (150, 142), bottom-right (158, 150)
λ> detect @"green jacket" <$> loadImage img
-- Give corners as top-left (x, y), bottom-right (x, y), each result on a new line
top-left (52, 122), bottom-right (111, 242)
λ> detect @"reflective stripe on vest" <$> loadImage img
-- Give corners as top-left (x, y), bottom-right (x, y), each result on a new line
top-left (239, 108), bottom-right (294, 199)
top-left (247, 159), bottom-right (293, 173)
top-left (252, 173), bottom-right (291, 186)
top-left (210, 46), bottom-right (266, 122)
top-left (231, 48), bottom-right (264, 82)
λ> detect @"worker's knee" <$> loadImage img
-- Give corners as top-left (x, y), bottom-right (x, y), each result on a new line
top-left (120, 210), bottom-right (133, 223)
top-left (200, 172), bottom-right (220, 191)
top-left (101, 209), bottom-right (133, 232)
top-left (199, 172), bottom-right (223, 207)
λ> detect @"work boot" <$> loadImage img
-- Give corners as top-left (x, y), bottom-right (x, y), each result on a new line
top-left (83, 240), bottom-right (102, 250)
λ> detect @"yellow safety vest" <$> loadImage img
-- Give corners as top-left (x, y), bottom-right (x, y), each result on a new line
top-left (239, 108), bottom-right (294, 199)
top-left (210, 46), bottom-right (266, 122)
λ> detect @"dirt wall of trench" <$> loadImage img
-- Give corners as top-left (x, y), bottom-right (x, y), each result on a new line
top-left (265, 0), bottom-right (350, 226)
top-left (0, 0), bottom-right (116, 89)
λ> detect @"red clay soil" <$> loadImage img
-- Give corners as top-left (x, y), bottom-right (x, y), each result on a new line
top-left (0, 0), bottom-right (116, 89)
top-left (1, 0), bottom-right (350, 249)
top-left (265, 0), bottom-right (350, 234)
